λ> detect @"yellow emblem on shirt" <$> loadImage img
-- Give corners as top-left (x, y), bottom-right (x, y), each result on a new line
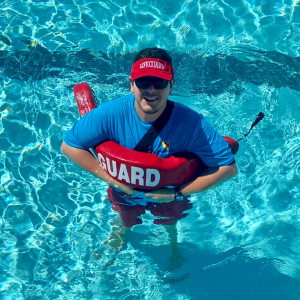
top-left (162, 140), bottom-right (170, 150)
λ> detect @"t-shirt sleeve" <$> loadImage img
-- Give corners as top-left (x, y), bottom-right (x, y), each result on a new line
top-left (186, 117), bottom-right (235, 167)
top-left (64, 103), bottom-right (111, 149)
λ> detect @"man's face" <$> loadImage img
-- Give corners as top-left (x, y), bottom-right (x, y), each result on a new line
top-left (130, 76), bottom-right (174, 116)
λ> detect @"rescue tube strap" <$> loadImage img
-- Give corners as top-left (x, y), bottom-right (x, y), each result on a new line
top-left (134, 100), bottom-right (174, 152)
top-left (237, 112), bottom-right (265, 142)
top-left (91, 88), bottom-right (100, 108)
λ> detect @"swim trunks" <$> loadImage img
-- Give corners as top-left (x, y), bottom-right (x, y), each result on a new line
top-left (107, 186), bottom-right (193, 227)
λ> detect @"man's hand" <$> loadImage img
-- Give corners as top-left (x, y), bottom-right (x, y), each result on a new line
top-left (145, 187), bottom-right (176, 203)
top-left (112, 181), bottom-right (140, 196)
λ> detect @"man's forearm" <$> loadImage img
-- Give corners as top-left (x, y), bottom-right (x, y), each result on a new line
top-left (61, 141), bottom-right (238, 199)
top-left (180, 163), bottom-right (238, 196)
top-left (61, 142), bottom-right (139, 195)
top-left (61, 141), bottom-right (115, 185)
top-left (144, 163), bottom-right (238, 203)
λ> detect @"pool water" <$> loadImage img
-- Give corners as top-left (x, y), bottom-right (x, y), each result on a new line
top-left (1, 0), bottom-right (300, 299)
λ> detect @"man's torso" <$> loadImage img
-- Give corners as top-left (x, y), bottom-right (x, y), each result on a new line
top-left (64, 94), bottom-right (234, 167)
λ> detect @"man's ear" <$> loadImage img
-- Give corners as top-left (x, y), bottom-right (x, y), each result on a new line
top-left (129, 77), bottom-right (134, 94)
top-left (169, 79), bottom-right (175, 94)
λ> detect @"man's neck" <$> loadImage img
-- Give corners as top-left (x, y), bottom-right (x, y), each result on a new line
top-left (134, 100), bottom-right (167, 122)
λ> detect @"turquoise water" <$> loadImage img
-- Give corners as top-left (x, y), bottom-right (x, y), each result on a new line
top-left (1, 0), bottom-right (300, 299)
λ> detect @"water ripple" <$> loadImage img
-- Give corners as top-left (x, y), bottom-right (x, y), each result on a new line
top-left (1, 0), bottom-right (300, 299)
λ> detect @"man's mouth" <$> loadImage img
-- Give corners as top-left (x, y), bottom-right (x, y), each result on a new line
top-left (143, 97), bottom-right (159, 102)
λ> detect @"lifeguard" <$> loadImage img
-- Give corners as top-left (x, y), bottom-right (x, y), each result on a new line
top-left (61, 47), bottom-right (238, 227)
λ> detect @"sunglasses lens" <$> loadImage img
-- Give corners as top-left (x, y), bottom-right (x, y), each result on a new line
top-left (135, 78), bottom-right (169, 89)
top-left (135, 79), bottom-right (149, 89)
top-left (152, 78), bottom-right (169, 89)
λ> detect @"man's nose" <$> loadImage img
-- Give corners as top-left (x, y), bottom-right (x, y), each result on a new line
top-left (147, 82), bottom-right (155, 91)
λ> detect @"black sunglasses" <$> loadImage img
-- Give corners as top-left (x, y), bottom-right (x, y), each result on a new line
top-left (135, 77), bottom-right (169, 89)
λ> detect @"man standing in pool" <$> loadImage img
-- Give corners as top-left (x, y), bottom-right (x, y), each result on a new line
top-left (61, 48), bottom-right (238, 268)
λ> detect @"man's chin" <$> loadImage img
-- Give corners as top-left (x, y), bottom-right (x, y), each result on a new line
top-left (140, 101), bottom-right (160, 114)
top-left (141, 107), bottom-right (159, 115)
top-left (136, 98), bottom-right (166, 116)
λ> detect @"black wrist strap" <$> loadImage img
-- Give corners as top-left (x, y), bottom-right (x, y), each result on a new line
top-left (174, 186), bottom-right (184, 200)
top-left (174, 186), bottom-right (181, 193)
top-left (134, 100), bottom-right (174, 153)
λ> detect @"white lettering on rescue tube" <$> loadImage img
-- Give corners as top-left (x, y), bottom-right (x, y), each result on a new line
top-left (118, 163), bottom-right (130, 183)
top-left (131, 167), bottom-right (144, 186)
top-left (106, 157), bottom-right (117, 177)
top-left (146, 169), bottom-right (160, 187)
top-left (97, 153), bottom-right (160, 187)
top-left (98, 153), bottom-right (107, 171)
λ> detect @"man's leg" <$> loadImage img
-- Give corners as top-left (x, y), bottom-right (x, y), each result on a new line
top-left (164, 223), bottom-right (185, 270)
top-left (105, 214), bottom-right (129, 252)
top-left (104, 187), bottom-right (146, 251)
top-left (148, 199), bottom-right (192, 270)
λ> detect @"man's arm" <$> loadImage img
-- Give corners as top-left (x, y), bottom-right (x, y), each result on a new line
top-left (61, 141), bottom-right (138, 195)
top-left (145, 163), bottom-right (238, 202)
top-left (181, 163), bottom-right (238, 195)
top-left (143, 112), bottom-right (239, 203)
top-left (61, 141), bottom-right (237, 201)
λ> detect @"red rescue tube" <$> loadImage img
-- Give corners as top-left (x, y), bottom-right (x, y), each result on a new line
top-left (74, 83), bottom-right (97, 117)
top-left (95, 142), bottom-right (201, 189)
top-left (223, 136), bottom-right (239, 155)
top-left (73, 83), bottom-right (239, 190)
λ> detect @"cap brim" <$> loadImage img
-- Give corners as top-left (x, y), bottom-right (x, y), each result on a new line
top-left (131, 70), bottom-right (173, 80)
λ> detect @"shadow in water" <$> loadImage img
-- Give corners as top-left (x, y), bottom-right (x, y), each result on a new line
top-left (128, 234), bottom-right (300, 300)
top-left (1, 42), bottom-right (300, 97)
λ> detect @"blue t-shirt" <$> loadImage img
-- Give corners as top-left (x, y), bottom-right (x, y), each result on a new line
top-left (64, 94), bottom-right (234, 167)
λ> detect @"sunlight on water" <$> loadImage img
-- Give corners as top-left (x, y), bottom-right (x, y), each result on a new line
top-left (1, 0), bottom-right (300, 299)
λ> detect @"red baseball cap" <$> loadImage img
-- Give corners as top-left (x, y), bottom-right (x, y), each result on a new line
top-left (130, 58), bottom-right (174, 80)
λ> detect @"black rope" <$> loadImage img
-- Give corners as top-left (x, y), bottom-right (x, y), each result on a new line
top-left (89, 87), bottom-right (100, 159)
top-left (91, 88), bottom-right (100, 108)
top-left (237, 112), bottom-right (265, 142)
top-left (134, 100), bottom-right (174, 153)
